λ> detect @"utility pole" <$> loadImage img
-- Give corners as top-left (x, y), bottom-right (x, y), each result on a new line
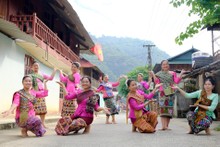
top-left (143, 44), bottom-right (155, 70)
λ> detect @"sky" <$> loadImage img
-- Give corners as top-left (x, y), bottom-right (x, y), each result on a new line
top-left (69, 0), bottom-right (220, 57)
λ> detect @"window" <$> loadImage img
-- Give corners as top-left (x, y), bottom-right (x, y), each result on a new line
top-left (24, 54), bottom-right (35, 75)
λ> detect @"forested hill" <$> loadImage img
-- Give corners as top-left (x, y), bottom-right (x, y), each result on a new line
top-left (82, 35), bottom-right (170, 81)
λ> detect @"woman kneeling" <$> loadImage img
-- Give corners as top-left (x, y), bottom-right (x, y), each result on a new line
top-left (55, 76), bottom-right (109, 135)
top-left (2, 75), bottom-right (48, 137)
top-left (126, 79), bottom-right (160, 133)
top-left (175, 77), bottom-right (218, 135)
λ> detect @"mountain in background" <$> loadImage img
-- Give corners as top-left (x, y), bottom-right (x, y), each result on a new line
top-left (82, 35), bottom-right (170, 81)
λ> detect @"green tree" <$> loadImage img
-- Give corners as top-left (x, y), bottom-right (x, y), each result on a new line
top-left (118, 66), bottom-right (150, 97)
top-left (170, 0), bottom-right (220, 45)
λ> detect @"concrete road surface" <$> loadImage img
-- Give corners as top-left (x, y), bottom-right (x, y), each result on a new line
top-left (0, 113), bottom-right (220, 147)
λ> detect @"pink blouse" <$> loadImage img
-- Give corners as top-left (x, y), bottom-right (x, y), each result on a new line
top-left (60, 72), bottom-right (81, 94)
top-left (155, 71), bottom-right (181, 92)
top-left (13, 90), bottom-right (48, 119)
top-left (65, 92), bottom-right (99, 118)
top-left (37, 72), bottom-right (54, 91)
top-left (128, 91), bottom-right (154, 119)
top-left (137, 81), bottom-right (150, 94)
top-left (96, 82), bottom-right (119, 98)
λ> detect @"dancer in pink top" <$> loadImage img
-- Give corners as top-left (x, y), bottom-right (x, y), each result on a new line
top-left (30, 61), bottom-right (56, 128)
top-left (126, 79), bottom-right (161, 133)
top-left (55, 76), bottom-right (110, 135)
top-left (59, 62), bottom-right (81, 117)
top-left (136, 73), bottom-right (151, 94)
top-left (97, 74), bottom-right (126, 124)
top-left (150, 60), bottom-right (185, 130)
top-left (2, 75), bottom-right (49, 137)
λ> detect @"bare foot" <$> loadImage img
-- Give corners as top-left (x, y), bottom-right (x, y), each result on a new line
top-left (105, 122), bottom-right (112, 124)
top-left (205, 128), bottom-right (211, 135)
top-left (159, 128), bottom-right (166, 131)
top-left (112, 121), bottom-right (117, 124)
top-left (82, 131), bottom-right (89, 134)
top-left (187, 131), bottom-right (194, 134)
top-left (165, 128), bottom-right (171, 131)
top-left (21, 129), bottom-right (28, 137)
top-left (132, 130), bottom-right (137, 132)
top-left (42, 124), bottom-right (48, 129)
top-left (132, 125), bottom-right (137, 132)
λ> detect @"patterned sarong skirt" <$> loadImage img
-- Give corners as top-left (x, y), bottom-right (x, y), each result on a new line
top-left (16, 116), bottom-right (46, 137)
top-left (61, 99), bottom-right (78, 117)
top-left (158, 94), bottom-right (175, 118)
top-left (34, 97), bottom-right (47, 115)
top-left (186, 111), bottom-right (212, 134)
top-left (133, 111), bottom-right (158, 133)
top-left (55, 116), bottom-right (87, 135)
top-left (104, 97), bottom-right (118, 116)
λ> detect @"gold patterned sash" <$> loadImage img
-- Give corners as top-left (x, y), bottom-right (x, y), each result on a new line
top-left (126, 92), bottom-right (145, 124)
top-left (18, 89), bottom-right (36, 126)
top-left (194, 93), bottom-right (212, 124)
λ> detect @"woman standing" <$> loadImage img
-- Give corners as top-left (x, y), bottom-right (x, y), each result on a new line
top-left (59, 62), bottom-right (81, 117)
top-left (174, 77), bottom-right (218, 135)
top-left (150, 60), bottom-right (185, 130)
top-left (2, 75), bottom-right (49, 137)
top-left (55, 76), bottom-right (110, 135)
top-left (96, 74), bottom-right (125, 124)
top-left (126, 79), bottom-right (160, 133)
top-left (30, 61), bottom-right (56, 128)
top-left (136, 73), bottom-right (151, 94)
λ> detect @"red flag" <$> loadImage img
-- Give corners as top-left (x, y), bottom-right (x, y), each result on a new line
top-left (91, 44), bottom-right (104, 61)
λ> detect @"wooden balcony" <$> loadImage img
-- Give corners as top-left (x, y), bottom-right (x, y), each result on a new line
top-left (10, 13), bottom-right (79, 62)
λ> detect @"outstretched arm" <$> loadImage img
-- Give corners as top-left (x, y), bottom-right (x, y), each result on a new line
top-left (1, 104), bottom-right (17, 117)
top-left (49, 67), bottom-right (57, 80)
top-left (96, 106), bottom-right (110, 115)
top-left (56, 81), bottom-right (77, 100)
top-left (149, 71), bottom-right (159, 84)
top-left (59, 70), bottom-right (68, 83)
top-left (2, 92), bottom-right (20, 117)
top-left (174, 85), bottom-right (200, 99)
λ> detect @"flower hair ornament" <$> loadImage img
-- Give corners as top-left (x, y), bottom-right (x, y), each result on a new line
top-left (125, 79), bottom-right (129, 88)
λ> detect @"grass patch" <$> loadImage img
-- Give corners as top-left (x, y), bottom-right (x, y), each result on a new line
top-left (214, 125), bottom-right (220, 131)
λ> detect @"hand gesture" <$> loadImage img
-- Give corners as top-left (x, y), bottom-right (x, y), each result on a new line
top-left (189, 104), bottom-right (198, 107)
top-left (59, 69), bottom-right (63, 74)
top-left (103, 108), bottom-right (110, 115)
top-left (56, 81), bottom-right (65, 88)
top-left (99, 76), bottom-right (103, 82)
top-left (118, 75), bottom-right (127, 81)
top-left (149, 71), bottom-right (154, 77)
top-left (155, 83), bottom-right (163, 89)
top-left (43, 79), bottom-right (49, 83)
top-left (171, 84), bottom-right (178, 90)
top-left (2, 110), bottom-right (10, 117)
top-left (91, 87), bottom-right (97, 93)
top-left (180, 69), bottom-right (186, 74)
top-left (149, 99), bottom-right (156, 103)
top-left (53, 67), bottom-right (58, 71)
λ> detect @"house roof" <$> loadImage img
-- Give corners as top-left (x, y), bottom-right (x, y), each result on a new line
top-left (153, 47), bottom-right (199, 72)
top-left (167, 47), bottom-right (199, 64)
top-left (183, 60), bottom-right (220, 78)
top-left (47, 0), bottom-right (94, 53)
top-left (80, 58), bottom-right (95, 68)
top-left (80, 58), bottom-right (103, 74)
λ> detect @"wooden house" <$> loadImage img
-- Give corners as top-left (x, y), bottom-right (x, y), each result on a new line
top-left (0, 0), bottom-right (101, 113)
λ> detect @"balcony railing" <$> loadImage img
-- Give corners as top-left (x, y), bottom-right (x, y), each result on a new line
top-left (10, 13), bottom-right (79, 62)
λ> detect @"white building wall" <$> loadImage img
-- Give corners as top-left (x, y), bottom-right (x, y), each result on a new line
top-left (0, 33), bottom-right (60, 114)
